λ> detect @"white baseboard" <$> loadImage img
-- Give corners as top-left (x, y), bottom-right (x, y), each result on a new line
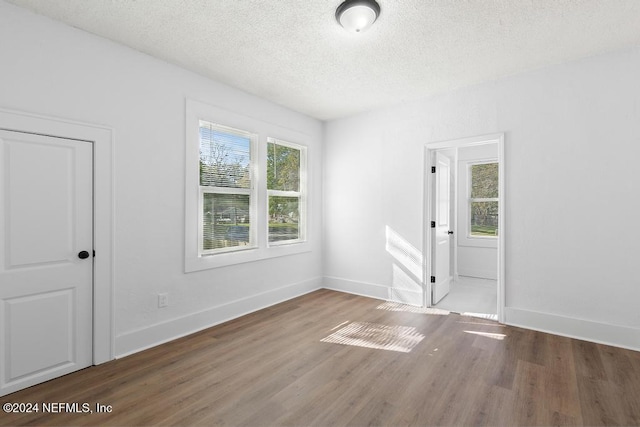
top-left (323, 276), bottom-right (423, 306)
top-left (115, 276), bottom-right (640, 359)
top-left (457, 268), bottom-right (497, 280)
top-left (323, 276), bottom-right (389, 300)
top-left (505, 307), bottom-right (640, 352)
top-left (115, 277), bottom-right (322, 358)
top-left (324, 278), bottom-right (640, 351)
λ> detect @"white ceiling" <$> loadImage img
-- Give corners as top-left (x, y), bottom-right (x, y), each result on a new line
top-left (7, 0), bottom-right (640, 120)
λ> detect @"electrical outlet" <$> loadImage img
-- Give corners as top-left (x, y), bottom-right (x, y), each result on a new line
top-left (158, 293), bottom-right (169, 308)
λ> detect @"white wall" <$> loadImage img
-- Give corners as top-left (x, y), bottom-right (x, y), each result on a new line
top-left (0, 1), bottom-right (324, 357)
top-left (3, 1), bottom-right (640, 354)
top-left (457, 245), bottom-right (496, 279)
top-left (457, 144), bottom-right (498, 280)
top-left (324, 46), bottom-right (640, 350)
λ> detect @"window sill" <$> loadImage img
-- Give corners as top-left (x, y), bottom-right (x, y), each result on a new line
top-left (185, 241), bottom-right (311, 272)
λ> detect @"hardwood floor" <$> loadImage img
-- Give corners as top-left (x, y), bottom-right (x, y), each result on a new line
top-left (2, 289), bottom-right (640, 426)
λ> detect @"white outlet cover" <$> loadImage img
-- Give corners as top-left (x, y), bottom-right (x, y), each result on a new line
top-left (158, 293), bottom-right (168, 308)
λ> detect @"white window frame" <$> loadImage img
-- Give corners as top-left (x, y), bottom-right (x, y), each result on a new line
top-left (185, 99), bottom-right (311, 272)
top-left (468, 160), bottom-right (499, 239)
top-left (198, 122), bottom-right (257, 255)
top-left (459, 159), bottom-right (499, 248)
top-left (267, 137), bottom-right (307, 247)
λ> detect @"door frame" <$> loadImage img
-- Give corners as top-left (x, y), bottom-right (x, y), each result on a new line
top-left (0, 108), bottom-right (114, 364)
top-left (423, 133), bottom-right (505, 322)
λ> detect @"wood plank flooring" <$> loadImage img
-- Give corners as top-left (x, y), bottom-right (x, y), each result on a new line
top-left (2, 289), bottom-right (640, 426)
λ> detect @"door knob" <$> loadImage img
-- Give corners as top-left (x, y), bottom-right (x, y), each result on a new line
top-left (447, 231), bottom-right (454, 235)
top-left (78, 250), bottom-right (90, 259)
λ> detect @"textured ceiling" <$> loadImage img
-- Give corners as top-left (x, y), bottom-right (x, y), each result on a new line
top-left (7, 0), bottom-right (640, 120)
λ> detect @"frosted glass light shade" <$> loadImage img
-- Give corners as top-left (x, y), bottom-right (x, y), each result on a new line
top-left (336, 0), bottom-right (380, 33)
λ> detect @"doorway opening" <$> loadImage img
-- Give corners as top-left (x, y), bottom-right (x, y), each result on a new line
top-left (423, 134), bottom-right (505, 322)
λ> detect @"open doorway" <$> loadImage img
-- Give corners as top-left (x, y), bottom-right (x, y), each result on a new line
top-left (424, 134), bottom-right (505, 322)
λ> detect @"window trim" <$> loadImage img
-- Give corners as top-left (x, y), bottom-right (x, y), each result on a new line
top-left (468, 161), bottom-right (499, 240)
top-left (266, 137), bottom-right (307, 247)
top-left (198, 121), bottom-right (257, 255)
top-left (457, 158), bottom-right (498, 249)
top-left (199, 188), bottom-right (255, 255)
top-left (185, 99), bottom-right (311, 272)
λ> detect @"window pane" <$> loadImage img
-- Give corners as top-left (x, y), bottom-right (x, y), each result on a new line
top-left (203, 193), bottom-right (251, 250)
top-left (471, 163), bottom-right (498, 198)
top-left (470, 201), bottom-right (498, 236)
top-left (267, 142), bottom-right (300, 191)
top-left (199, 121), bottom-right (251, 188)
top-left (269, 196), bottom-right (299, 242)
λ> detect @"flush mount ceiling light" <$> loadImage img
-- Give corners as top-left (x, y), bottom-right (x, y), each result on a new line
top-left (336, 0), bottom-right (381, 33)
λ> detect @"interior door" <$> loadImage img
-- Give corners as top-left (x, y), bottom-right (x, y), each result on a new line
top-left (0, 130), bottom-right (93, 396)
top-left (432, 151), bottom-right (452, 304)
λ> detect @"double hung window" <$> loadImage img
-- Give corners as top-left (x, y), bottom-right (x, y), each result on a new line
top-left (199, 121), bottom-right (256, 254)
top-left (469, 162), bottom-right (499, 237)
top-left (267, 138), bottom-right (306, 245)
top-left (186, 99), bottom-right (310, 271)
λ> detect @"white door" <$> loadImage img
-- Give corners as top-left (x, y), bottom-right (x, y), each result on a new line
top-left (432, 151), bottom-right (453, 304)
top-left (0, 130), bottom-right (93, 397)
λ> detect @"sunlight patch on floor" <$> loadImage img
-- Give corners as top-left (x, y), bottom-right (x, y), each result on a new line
top-left (462, 312), bottom-right (498, 321)
top-left (464, 330), bottom-right (506, 340)
top-left (376, 301), bottom-right (450, 315)
top-left (456, 319), bottom-right (506, 327)
top-left (321, 321), bottom-right (424, 353)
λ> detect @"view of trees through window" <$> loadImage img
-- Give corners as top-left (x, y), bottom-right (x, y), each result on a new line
top-left (267, 141), bottom-right (301, 243)
top-left (199, 122), bottom-right (252, 251)
top-left (470, 162), bottom-right (499, 237)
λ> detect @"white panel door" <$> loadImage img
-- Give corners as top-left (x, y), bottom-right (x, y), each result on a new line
top-left (432, 152), bottom-right (452, 304)
top-left (0, 130), bottom-right (93, 396)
